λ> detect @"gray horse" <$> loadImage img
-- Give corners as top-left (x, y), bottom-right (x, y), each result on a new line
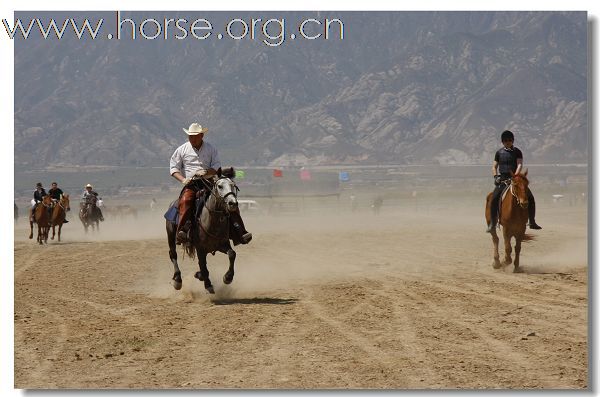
top-left (166, 174), bottom-right (239, 294)
top-left (79, 195), bottom-right (101, 233)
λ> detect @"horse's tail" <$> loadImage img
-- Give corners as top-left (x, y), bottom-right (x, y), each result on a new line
top-left (522, 234), bottom-right (536, 242)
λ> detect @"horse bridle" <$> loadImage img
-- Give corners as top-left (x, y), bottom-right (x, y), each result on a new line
top-left (57, 198), bottom-right (69, 211)
top-left (509, 180), bottom-right (527, 207)
top-left (196, 177), bottom-right (239, 214)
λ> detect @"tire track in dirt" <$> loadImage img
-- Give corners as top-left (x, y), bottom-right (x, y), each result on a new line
top-left (303, 284), bottom-right (421, 386)
top-left (399, 287), bottom-right (556, 388)
top-left (367, 284), bottom-right (446, 387)
top-left (406, 277), bottom-right (588, 340)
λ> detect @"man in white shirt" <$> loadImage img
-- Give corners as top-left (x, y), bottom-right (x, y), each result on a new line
top-left (82, 183), bottom-right (104, 221)
top-left (170, 122), bottom-right (251, 245)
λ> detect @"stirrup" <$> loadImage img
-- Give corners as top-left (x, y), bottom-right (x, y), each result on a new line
top-left (176, 230), bottom-right (189, 245)
top-left (241, 232), bottom-right (252, 244)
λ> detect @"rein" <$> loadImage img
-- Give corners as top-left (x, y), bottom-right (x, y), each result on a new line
top-left (195, 176), bottom-right (238, 240)
top-left (509, 178), bottom-right (527, 207)
top-left (194, 176), bottom-right (238, 212)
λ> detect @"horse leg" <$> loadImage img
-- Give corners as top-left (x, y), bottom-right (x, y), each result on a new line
top-left (194, 251), bottom-right (214, 294)
top-left (29, 220), bottom-right (33, 239)
top-left (490, 228), bottom-right (501, 269)
top-left (502, 229), bottom-right (512, 266)
top-left (37, 223), bottom-right (43, 245)
top-left (51, 224), bottom-right (56, 240)
top-left (167, 222), bottom-right (182, 290)
top-left (223, 245), bottom-right (236, 285)
top-left (513, 237), bottom-right (522, 272)
top-left (58, 224), bottom-right (62, 242)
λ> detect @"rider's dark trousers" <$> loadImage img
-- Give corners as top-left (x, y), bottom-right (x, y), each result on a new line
top-left (229, 209), bottom-right (249, 246)
top-left (490, 185), bottom-right (537, 225)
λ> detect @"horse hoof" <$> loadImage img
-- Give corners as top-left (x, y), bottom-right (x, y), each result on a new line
top-left (223, 274), bottom-right (233, 285)
top-left (172, 281), bottom-right (182, 290)
top-left (492, 262), bottom-right (502, 269)
top-left (206, 286), bottom-right (215, 294)
top-left (194, 271), bottom-right (204, 281)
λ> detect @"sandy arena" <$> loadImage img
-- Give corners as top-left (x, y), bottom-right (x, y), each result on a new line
top-left (14, 200), bottom-right (587, 389)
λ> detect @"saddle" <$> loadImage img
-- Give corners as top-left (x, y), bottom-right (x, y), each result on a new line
top-left (164, 200), bottom-right (179, 225)
top-left (495, 181), bottom-right (512, 220)
top-left (163, 189), bottom-right (208, 226)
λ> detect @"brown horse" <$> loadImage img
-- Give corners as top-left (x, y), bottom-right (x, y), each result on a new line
top-left (50, 194), bottom-right (70, 241)
top-left (485, 170), bottom-right (534, 272)
top-left (29, 195), bottom-right (52, 244)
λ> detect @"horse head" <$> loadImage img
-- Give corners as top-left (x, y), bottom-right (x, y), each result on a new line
top-left (511, 169), bottom-right (529, 209)
top-left (212, 177), bottom-right (239, 214)
top-left (61, 194), bottom-right (71, 212)
top-left (42, 195), bottom-right (53, 207)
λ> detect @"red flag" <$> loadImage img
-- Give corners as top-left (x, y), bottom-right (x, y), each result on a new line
top-left (273, 169), bottom-right (283, 177)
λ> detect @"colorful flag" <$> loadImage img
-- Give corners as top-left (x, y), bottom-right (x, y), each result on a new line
top-left (235, 169), bottom-right (246, 179)
top-left (273, 169), bottom-right (283, 177)
top-left (300, 169), bottom-right (311, 181)
top-left (339, 171), bottom-right (350, 182)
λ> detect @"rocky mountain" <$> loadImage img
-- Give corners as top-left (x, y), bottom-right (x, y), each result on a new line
top-left (14, 11), bottom-right (587, 168)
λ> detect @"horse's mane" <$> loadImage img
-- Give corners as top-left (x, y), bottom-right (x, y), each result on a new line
top-left (512, 173), bottom-right (529, 184)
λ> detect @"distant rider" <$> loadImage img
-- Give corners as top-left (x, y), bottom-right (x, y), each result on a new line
top-left (48, 181), bottom-right (68, 223)
top-left (30, 182), bottom-right (47, 221)
top-left (82, 183), bottom-right (104, 221)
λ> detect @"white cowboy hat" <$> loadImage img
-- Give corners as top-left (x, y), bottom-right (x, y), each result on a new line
top-left (85, 183), bottom-right (93, 188)
top-left (183, 123), bottom-right (209, 135)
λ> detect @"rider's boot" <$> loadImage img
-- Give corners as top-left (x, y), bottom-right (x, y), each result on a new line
top-left (176, 220), bottom-right (192, 245)
top-left (527, 191), bottom-right (542, 229)
top-left (229, 210), bottom-right (252, 245)
top-left (486, 216), bottom-right (497, 233)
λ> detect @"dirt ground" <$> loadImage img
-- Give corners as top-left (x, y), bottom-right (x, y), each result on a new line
top-left (14, 201), bottom-right (588, 389)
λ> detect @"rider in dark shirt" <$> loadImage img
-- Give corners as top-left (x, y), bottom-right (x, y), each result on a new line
top-left (486, 130), bottom-right (542, 232)
top-left (47, 182), bottom-right (69, 223)
top-left (48, 182), bottom-right (64, 201)
top-left (30, 182), bottom-right (47, 221)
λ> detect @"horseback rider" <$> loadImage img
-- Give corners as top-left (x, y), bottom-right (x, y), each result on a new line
top-left (48, 181), bottom-right (68, 223)
top-left (486, 130), bottom-right (542, 233)
top-left (170, 122), bottom-right (252, 246)
top-left (82, 184), bottom-right (105, 221)
top-left (30, 182), bottom-right (47, 221)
